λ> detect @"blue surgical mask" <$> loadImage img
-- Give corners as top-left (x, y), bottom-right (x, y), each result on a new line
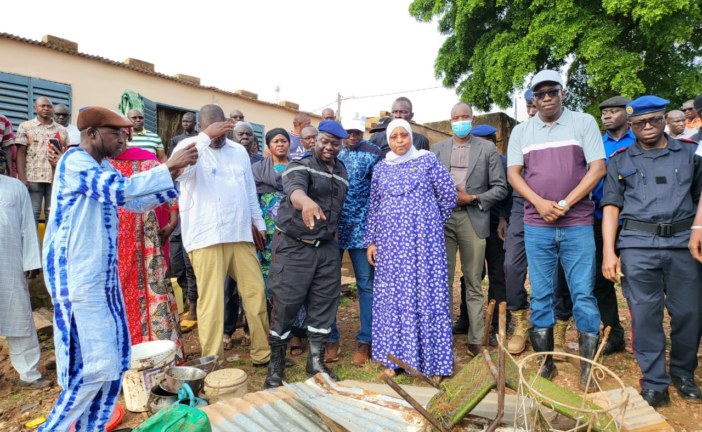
top-left (451, 120), bottom-right (472, 138)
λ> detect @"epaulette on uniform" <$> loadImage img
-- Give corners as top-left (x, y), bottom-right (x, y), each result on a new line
top-left (678, 137), bottom-right (698, 145)
top-left (292, 152), bottom-right (312, 161)
top-left (610, 147), bottom-right (629, 159)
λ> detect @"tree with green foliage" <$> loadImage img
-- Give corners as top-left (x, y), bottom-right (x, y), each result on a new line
top-left (410, 0), bottom-right (702, 115)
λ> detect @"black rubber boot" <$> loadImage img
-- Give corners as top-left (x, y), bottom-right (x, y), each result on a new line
top-left (529, 327), bottom-right (557, 379)
top-left (307, 341), bottom-right (339, 381)
top-left (264, 343), bottom-right (286, 389)
top-left (579, 332), bottom-right (599, 392)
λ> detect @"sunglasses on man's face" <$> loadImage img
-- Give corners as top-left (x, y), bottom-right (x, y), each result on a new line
top-left (130, 116), bottom-right (144, 120)
top-left (532, 88), bottom-right (562, 100)
top-left (682, 108), bottom-right (695, 112)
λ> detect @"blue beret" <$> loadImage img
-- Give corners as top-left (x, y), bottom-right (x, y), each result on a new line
top-left (318, 120), bottom-right (348, 139)
top-left (471, 124), bottom-right (497, 137)
top-left (525, 89), bottom-right (534, 103)
top-left (625, 95), bottom-right (669, 117)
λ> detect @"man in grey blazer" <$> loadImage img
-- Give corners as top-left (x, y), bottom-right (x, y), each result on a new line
top-left (432, 102), bottom-right (508, 356)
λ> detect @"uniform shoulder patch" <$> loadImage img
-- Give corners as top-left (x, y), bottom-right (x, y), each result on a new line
top-left (678, 137), bottom-right (698, 144)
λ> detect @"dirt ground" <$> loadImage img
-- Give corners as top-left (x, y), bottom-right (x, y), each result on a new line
top-left (1, 278), bottom-right (701, 431)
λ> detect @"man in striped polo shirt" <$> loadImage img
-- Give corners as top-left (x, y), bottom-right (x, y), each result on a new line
top-left (127, 108), bottom-right (167, 162)
top-left (507, 70), bottom-right (605, 390)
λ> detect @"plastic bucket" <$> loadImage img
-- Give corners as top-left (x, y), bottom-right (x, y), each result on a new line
top-left (122, 340), bottom-right (177, 412)
top-left (203, 368), bottom-right (248, 403)
top-left (170, 278), bottom-right (184, 314)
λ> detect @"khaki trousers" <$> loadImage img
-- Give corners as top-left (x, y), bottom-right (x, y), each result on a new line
top-left (190, 242), bottom-right (270, 364)
top-left (445, 210), bottom-right (486, 345)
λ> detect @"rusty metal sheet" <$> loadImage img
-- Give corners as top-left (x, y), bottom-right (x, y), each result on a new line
top-left (201, 374), bottom-right (428, 432)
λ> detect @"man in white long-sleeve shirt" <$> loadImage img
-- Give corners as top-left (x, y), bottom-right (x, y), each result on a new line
top-left (172, 104), bottom-right (271, 365)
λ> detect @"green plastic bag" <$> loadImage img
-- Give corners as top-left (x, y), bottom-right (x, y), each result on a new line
top-left (134, 403), bottom-right (211, 432)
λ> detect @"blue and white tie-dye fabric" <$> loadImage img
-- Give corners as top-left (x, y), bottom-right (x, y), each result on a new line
top-left (42, 147), bottom-right (176, 391)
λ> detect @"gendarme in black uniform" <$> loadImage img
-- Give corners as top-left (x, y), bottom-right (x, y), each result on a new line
top-left (265, 121), bottom-right (349, 388)
top-left (601, 95), bottom-right (702, 407)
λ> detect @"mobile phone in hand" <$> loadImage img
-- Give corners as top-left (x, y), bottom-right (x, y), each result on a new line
top-left (48, 138), bottom-right (62, 151)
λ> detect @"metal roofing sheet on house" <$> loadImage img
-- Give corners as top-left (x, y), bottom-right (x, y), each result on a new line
top-left (201, 374), bottom-right (427, 432)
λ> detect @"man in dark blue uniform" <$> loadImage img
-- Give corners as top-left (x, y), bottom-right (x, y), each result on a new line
top-left (265, 121), bottom-right (349, 388)
top-left (591, 96), bottom-right (634, 355)
top-left (602, 95), bottom-right (702, 407)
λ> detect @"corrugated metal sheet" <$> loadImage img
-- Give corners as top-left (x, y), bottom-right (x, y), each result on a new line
top-left (201, 374), bottom-right (428, 432)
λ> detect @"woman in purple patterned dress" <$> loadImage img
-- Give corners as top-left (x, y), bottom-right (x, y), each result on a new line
top-left (365, 119), bottom-right (457, 380)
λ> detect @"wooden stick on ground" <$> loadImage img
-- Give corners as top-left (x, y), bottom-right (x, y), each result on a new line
top-left (387, 353), bottom-right (442, 390)
top-left (486, 302), bottom-right (508, 432)
top-left (380, 372), bottom-right (449, 432)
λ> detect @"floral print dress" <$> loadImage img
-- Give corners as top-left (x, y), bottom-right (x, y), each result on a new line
top-left (364, 153), bottom-right (457, 376)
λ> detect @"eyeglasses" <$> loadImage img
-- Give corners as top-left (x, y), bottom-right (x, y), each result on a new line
top-left (629, 116), bottom-right (665, 130)
top-left (130, 116), bottom-right (144, 120)
top-left (231, 115), bottom-right (244, 120)
top-left (532, 88), bottom-right (562, 100)
top-left (682, 108), bottom-right (695, 112)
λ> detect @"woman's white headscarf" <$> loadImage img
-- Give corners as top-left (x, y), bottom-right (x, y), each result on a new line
top-left (384, 119), bottom-right (429, 165)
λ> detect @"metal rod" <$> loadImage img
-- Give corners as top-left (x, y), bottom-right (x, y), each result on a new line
top-left (483, 299), bottom-right (497, 347)
top-left (486, 302), bottom-right (508, 432)
top-left (380, 373), bottom-right (450, 432)
top-left (387, 354), bottom-right (441, 390)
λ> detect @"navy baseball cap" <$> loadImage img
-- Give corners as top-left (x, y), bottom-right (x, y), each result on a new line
top-left (318, 120), bottom-right (349, 139)
top-left (471, 124), bottom-right (497, 137)
top-left (625, 96), bottom-right (669, 117)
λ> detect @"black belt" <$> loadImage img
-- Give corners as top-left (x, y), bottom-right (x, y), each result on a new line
top-left (276, 227), bottom-right (323, 247)
top-left (622, 218), bottom-right (694, 238)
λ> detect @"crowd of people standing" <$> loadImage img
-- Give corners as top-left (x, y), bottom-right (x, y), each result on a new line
top-left (0, 69), bottom-right (701, 429)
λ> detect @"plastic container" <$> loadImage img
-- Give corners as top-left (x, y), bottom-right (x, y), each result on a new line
top-left (122, 340), bottom-right (177, 412)
top-left (203, 368), bottom-right (248, 402)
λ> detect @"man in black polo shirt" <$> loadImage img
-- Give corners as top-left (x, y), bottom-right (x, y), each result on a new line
top-left (265, 120), bottom-right (349, 388)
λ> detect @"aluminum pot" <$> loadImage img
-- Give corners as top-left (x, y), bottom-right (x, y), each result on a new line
top-left (162, 366), bottom-right (207, 395)
top-left (183, 355), bottom-right (218, 374)
top-left (147, 382), bottom-right (179, 415)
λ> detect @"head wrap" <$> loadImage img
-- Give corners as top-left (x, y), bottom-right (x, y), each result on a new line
top-left (384, 119), bottom-right (429, 165)
top-left (265, 128), bottom-right (290, 145)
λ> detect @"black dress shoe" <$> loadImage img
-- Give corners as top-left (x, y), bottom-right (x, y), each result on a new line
top-left (601, 338), bottom-right (625, 355)
top-left (467, 343), bottom-right (482, 357)
top-left (671, 376), bottom-right (702, 402)
top-left (640, 388), bottom-right (670, 408)
top-left (452, 319), bottom-right (469, 335)
top-left (488, 329), bottom-right (498, 347)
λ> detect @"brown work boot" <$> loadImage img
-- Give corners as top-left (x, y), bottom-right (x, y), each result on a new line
top-left (324, 342), bottom-right (340, 363)
top-left (507, 309), bottom-right (529, 354)
top-left (553, 319), bottom-right (569, 361)
top-left (351, 343), bottom-right (371, 366)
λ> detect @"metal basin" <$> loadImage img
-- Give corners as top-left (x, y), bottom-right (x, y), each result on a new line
top-left (162, 366), bottom-right (207, 395)
top-left (183, 355), bottom-right (217, 374)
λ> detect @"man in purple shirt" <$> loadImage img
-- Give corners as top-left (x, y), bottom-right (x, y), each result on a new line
top-left (507, 70), bottom-right (605, 390)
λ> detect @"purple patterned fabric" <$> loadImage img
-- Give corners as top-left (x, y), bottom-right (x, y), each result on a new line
top-left (365, 153), bottom-right (457, 376)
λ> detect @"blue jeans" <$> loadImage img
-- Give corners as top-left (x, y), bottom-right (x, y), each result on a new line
top-left (524, 225), bottom-right (600, 333)
top-left (329, 249), bottom-right (374, 345)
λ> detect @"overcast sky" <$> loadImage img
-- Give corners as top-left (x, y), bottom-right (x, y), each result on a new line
top-left (3, 0), bottom-right (527, 123)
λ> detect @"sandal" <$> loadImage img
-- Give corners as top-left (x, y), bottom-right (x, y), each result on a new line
top-left (289, 336), bottom-right (305, 357)
top-left (179, 319), bottom-right (197, 333)
top-left (223, 334), bottom-right (234, 350)
top-left (240, 333), bottom-right (251, 347)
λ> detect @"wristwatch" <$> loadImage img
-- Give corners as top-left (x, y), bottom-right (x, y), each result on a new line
top-left (471, 195), bottom-right (480, 206)
top-left (557, 199), bottom-right (570, 212)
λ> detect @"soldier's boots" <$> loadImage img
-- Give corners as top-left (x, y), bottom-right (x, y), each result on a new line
top-left (264, 344), bottom-right (287, 389)
top-left (307, 341), bottom-right (339, 381)
top-left (553, 318), bottom-right (570, 361)
top-left (507, 309), bottom-right (529, 354)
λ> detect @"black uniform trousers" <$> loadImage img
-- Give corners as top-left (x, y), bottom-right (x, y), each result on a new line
top-left (504, 197), bottom-right (572, 318)
top-left (620, 248), bottom-right (701, 391)
top-left (268, 232), bottom-right (340, 345)
top-left (593, 220), bottom-right (624, 344)
top-left (169, 234), bottom-right (198, 302)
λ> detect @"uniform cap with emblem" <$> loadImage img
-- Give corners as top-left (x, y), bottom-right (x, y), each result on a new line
top-left (471, 124), bottom-right (497, 137)
top-left (599, 96), bottom-right (632, 109)
top-left (318, 120), bottom-right (349, 139)
top-left (77, 106), bottom-right (134, 130)
top-left (625, 95), bottom-right (669, 117)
